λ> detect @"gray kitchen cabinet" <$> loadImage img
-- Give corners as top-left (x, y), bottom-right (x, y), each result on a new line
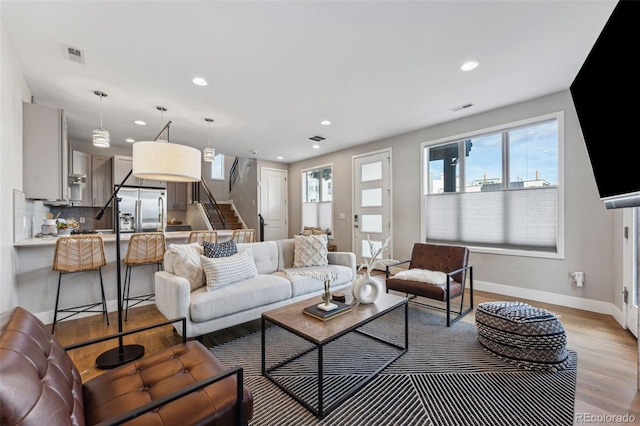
top-left (113, 155), bottom-right (165, 188)
top-left (70, 150), bottom-right (91, 206)
top-left (23, 102), bottom-right (70, 202)
top-left (92, 155), bottom-right (112, 207)
top-left (167, 182), bottom-right (187, 210)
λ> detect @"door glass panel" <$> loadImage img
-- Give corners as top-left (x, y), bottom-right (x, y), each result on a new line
top-left (361, 239), bottom-right (383, 258)
top-left (361, 188), bottom-right (382, 207)
top-left (361, 214), bottom-right (382, 233)
top-left (361, 161), bottom-right (382, 182)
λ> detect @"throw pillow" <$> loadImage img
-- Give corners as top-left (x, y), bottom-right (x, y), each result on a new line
top-left (168, 243), bottom-right (205, 291)
top-left (203, 239), bottom-right (238, 258)
top-left (201, 250), bottom-right (258, 291)
top-left (393, 268), bottom-right (447, 285)
top-left (293, 234), bottom-right (329, 268)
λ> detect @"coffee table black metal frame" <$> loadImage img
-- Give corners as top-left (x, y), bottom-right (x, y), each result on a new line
top-left (261, 295), bottom-right (408, 419)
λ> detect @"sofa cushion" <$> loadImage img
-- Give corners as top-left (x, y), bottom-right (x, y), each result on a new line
top-left (168, 243), bottom-right (205, 291)
top-left (236, 241), bottom-right (279, 275)
top-left (190, 274), bottom-right (292, 322)
top-left (202, 250), bottom-right (258, 291)
top-left (203, 240), bottom-right (238, 258)
top-left (293, 234), bottom-right (329, 267)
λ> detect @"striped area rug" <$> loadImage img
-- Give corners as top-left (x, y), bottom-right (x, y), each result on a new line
top-left (209, 305), bottom-right (577, 426)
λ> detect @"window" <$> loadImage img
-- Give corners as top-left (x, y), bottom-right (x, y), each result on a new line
top-left (210, 154), bottom-right (224, 181)
top-left (302, 165), bottom-right (332, 233)
top-left (422, 112), bottom-right (563, 256)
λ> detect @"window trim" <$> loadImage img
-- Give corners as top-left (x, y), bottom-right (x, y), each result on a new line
top-left (420, 111), bottom-right (565, 259)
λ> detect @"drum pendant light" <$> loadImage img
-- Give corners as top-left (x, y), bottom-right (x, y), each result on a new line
top-left (92, 91), bottom-right (110, 147)
top-left (132, 106), bottom-right (201, 182)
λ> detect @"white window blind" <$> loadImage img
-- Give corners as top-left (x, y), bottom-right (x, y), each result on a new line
top-left (425, 186), bottom-right (557, 251)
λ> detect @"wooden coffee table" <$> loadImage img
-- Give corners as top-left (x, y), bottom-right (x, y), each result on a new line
top-left (261, 292), bottom-right (408, 419)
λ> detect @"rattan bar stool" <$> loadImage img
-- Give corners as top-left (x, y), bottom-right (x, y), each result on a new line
top-left (188, 230), bottom-right (218, 245)
top-left (51, 235), bottom-right (109, 334)
top-left (231, 228), bottom-right (256, 243)
top-left (123, 232), bottom-right (166, 320)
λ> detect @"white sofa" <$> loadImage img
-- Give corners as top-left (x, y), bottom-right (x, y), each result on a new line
top-left (155, 238), bottom-right (356, 338)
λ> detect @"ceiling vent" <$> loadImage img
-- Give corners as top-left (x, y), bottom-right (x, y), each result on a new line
top-left (308, 135), bottom-right (326, 142)
top-left (450, 102), bottom-right (474, 112)
top-left (65, 45), bottom-right (85, 64)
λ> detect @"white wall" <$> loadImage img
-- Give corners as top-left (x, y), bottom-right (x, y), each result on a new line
top-left (289, 91), bottom-right (622, 314)
top-left (0, 22), bottom-right (32, 312)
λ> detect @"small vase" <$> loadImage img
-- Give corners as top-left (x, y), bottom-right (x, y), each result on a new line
top-left (352, 271), bottom-right (381, 304)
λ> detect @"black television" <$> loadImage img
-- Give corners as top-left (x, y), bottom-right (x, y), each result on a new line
top-left (570, 0), bottom-right (640, 209)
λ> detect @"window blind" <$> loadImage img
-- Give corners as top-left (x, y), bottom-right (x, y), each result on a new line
top-left (425, 186), bottom-right (557, 251)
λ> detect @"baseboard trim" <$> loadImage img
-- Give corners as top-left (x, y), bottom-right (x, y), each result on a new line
top-left (474, 280), bottom-right (626, 327)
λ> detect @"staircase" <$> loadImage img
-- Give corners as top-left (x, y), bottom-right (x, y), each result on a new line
top-left (207, 202), bottom-right (243, 230)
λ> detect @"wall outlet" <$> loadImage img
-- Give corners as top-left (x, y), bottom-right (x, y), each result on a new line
top-left (570, 271), bottom-right (585, 287)
top-left (79, 217), bottom-right (85, 224)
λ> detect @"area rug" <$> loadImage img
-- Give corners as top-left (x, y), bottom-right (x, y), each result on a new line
top-left (209, 305), bottom-right (577, 426)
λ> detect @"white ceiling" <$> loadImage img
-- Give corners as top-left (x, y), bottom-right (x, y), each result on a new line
top-left (1, 1), bottom-right (617, 164)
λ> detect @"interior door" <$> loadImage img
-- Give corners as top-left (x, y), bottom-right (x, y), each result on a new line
top-left (623, 207), bottom-right (639, 337)
top-left (260, 167), bottom-right (288, 241)
top-left (352, 149), bottom-right (392, 268)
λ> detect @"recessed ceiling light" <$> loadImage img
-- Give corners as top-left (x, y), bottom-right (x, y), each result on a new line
top-left (134, 120), bottom-right (146, 126)
top-left (460, 61), bottom-right (479, 71)
top-left (192, 77), bottom-right (208, 86)
top-left (312, 144), bottom-right (320, 149)
top-left (125, 138), bottom-right (135, 143)
top-left (276, 156), bottom-right (283, 160)
top-left (321, 120), bottom-right (331, 126)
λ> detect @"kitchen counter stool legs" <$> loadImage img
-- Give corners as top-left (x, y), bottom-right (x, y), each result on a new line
top-left (51, 235), bottom-right (110, 334)
top-left (122, 232), bottom-right (166, 321)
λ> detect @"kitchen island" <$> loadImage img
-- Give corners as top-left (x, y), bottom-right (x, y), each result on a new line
top-left (14, 230), bottom-right (234, 325)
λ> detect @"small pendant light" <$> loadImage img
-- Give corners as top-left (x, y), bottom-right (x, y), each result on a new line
top-left (92, 91), bottom-right (110, 147)
top-left (203, 118), bottom-right (215, 162)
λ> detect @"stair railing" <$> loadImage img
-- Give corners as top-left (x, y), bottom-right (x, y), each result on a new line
top-left (192, 179), bottom-right (226, 230)
top-left (258, 213), bottom-right (264, 242)
top-left (229, 157), bottom-right (240, 193)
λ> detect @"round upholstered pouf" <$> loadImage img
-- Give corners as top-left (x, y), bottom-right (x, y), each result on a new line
top-left (475, 301), bottom-right (570, 371)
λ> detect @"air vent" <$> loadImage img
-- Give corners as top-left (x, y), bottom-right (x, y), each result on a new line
top-left (308, 135), bottom-right (326, 142)
top-left (450, 102), bottom-right (474, 112)
top-left (66, 45), bottom-right (85, 64)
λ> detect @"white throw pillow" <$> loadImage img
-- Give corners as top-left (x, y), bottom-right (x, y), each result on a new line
top-left (168, 243), bottom-right (205, 291)
top-left (393, 268), bottom-right (448, 285)
top-left (201, 250), bottom-right (258, 291)
top-left (293, 234), bottom-right (329, 267)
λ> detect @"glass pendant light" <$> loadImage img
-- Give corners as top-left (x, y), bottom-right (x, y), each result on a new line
top-left (92, 91), bottom-right (110, 147)
top-left (203, 118), bottom-right (215, 162)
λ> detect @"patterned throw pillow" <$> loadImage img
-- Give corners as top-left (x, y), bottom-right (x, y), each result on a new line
top-left (293, 234), bottom-right (329, 267)
top-left (203, 240), bottom-right (238, 258)
top-left (168, 243), bottom-right (205, 291)
top-left (201, 250), bottom-right (258, 291)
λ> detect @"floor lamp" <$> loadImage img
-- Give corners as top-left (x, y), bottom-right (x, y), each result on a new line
top-left (95, 121), bottom-right (201, 369)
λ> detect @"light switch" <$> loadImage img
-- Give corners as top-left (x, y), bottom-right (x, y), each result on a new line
top-left (339, 213), bottom-right (346, 220)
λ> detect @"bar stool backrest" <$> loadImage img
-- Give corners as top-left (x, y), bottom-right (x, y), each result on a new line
top-left (124, 233), bottom-right (166, 266)
top-left (52, 235), bottom-right (107, 273)
top-left (188, 231), bottom-right (218, 245)
top-left (231, 229), bottom-right (256, 243)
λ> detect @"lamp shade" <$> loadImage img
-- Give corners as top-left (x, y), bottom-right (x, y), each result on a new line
top-left (133, 141), bottom-right (201, 182)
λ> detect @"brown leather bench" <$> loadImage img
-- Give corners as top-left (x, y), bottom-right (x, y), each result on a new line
top-left (0, 306), bottom-right (253, 425)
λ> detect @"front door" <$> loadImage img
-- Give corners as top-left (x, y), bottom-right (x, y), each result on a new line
top-left (259, 167), bottom-right (288, 241)
top-left (352, 149), bottom-right (392, 269)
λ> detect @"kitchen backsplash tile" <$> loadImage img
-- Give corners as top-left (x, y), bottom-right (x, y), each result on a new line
top-left (49, 206), bottom-right (113, 231)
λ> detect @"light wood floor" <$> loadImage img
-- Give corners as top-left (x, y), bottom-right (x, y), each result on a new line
top-left (51, 289), bottom-right (640, 422)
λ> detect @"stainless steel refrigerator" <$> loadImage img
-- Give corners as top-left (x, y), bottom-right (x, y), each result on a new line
top-left (117, 186), bottom-right (167, 233)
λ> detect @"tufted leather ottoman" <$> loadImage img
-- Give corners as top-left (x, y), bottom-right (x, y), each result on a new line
top-left (475, 301), bottom-right (570, 371)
